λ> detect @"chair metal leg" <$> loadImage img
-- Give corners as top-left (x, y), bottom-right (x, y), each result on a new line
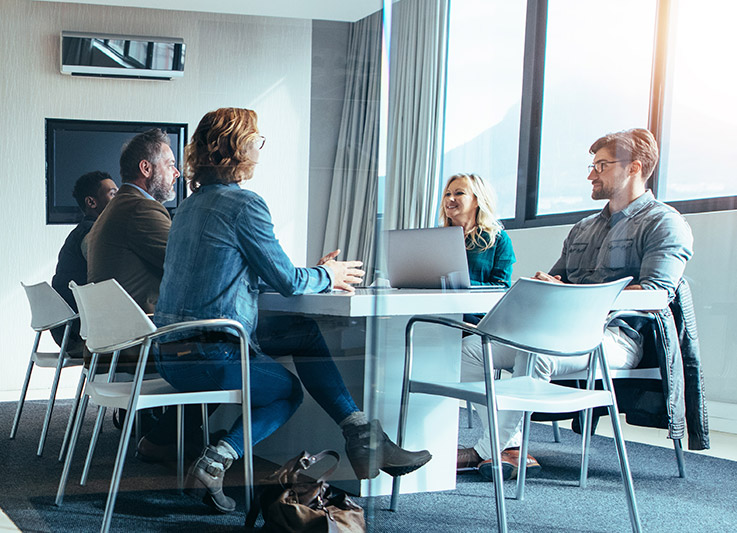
top-left (10, 341), bottom-right (37, 439)
top-left (37, 325), bottom-right (72, 457)
top-left (607, 404), bottom-right (642, 532)
top-left (56, 392), bottom-right (90, 505)
top-left (57, 352), bottom-right (99, 506)
top-left (551, 420), bottom-right (561, 443)
top-left (580, 409), bottom-right (593, 488)
top-left (100, 343), bottom-right (150, 533)
top-left (515, 411), bottom-right (532, 501)
top-left (390, 321), bottom-right (418, 512)
top-left (201, 404), bottom-right (210, 446)
top-left (100, 402), bottom-right (137, 533)
top-left (599, 349), bottom-right (641, 533)
top-left (59, 368), bottom-right (87, 462)
top-left (466, 400), bottom-right (474, 428)
top-left (177, 405), bottom-right (184, 493)
top-left (481, 339), bottom-right (507, 533)
top-left (81, 406), bottom-right (107, 485)
top-left (673, 439), bottom-right (686, 478)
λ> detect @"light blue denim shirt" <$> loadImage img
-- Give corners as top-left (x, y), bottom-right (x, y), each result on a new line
top-left (548, 191), bottom-right (693, 301)
top-left (155, 183), bottom-right (333, 342)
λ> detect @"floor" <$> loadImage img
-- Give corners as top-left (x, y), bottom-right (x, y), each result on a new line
top-left (1, 418), bottom-right (735, 531)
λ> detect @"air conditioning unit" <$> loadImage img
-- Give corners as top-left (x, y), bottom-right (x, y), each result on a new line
top-left (60, 31), bottom-right (185, 80)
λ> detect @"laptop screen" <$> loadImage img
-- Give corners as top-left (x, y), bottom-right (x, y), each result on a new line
top-left (385, 227), bottom-right (472, 289)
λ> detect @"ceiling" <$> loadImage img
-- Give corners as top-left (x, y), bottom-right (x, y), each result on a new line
top-left (36, 0), bottom-right (383, 22)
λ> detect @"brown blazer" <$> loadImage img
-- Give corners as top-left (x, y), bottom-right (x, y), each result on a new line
top-left (87, 184), bottom-right (171, 314)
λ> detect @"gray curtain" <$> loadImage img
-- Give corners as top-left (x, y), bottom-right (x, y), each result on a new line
top-left (322, 11), bottom-right (383, 277)
top-left (384, 0), bottom-right (449, 230)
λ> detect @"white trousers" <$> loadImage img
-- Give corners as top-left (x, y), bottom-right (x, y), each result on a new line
top-left (460, 327), bottom-right (642, 459)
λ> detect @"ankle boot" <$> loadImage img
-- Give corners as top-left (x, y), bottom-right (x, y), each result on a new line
top-left (186, 445), bottom-right (236, 513)
top-left (343, 419), bottom-right (432, 479)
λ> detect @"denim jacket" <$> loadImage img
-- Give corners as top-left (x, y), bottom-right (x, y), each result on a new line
top-left (154, 183), bottom-right (333, 344)
top-left (549, 191), bottom-right (693, 300)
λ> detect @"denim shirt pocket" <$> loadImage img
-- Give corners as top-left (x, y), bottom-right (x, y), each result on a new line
top-left (607, 238), bottom-right (634, 269)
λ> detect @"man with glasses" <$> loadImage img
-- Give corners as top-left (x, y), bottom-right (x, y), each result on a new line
top-left (458, 128), bottom-right (694, 481)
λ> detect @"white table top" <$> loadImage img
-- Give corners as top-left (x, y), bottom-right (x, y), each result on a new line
top-left (259, 287), bottom-right (668, 317)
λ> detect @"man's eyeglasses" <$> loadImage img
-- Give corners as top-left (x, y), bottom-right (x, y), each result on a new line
top-left (255, 136), bottom-right (266, 150)
top-left (588, 160), bottom-right (629, 174)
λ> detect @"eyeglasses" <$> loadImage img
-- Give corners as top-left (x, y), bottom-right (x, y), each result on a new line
top-left (255, 136), bottom-right (266, 150)
top-left (588, 160), bottom-right (629, 174)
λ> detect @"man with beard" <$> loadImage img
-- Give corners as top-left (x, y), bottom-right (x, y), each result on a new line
top-left (85, 129), bottom-right (181, 459)
top-left (458, 128), bottom-right (693, 481)
top-left (87, 128), bottom-right (179, 313)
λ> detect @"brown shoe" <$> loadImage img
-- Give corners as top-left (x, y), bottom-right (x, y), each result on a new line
top-left (457, 447), bottom-right (482, 472)
top-left (136, 436), bottom-right (176, 463)
top-left (478, 448), bottom-right (540, 481)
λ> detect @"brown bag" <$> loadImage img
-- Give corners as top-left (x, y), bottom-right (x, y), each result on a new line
top-left (246, 450), bottom-right (366, 533)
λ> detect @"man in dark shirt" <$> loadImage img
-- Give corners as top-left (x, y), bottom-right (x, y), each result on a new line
top-left (51, 171), bottom-right (118, 355)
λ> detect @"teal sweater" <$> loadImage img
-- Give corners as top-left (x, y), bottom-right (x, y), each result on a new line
top-left (466, 229), bottom-right (515, 289)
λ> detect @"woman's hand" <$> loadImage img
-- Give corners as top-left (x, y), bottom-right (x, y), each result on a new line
top-left (322, 259), bottom-right (365, 292)
top-left (317, 249), bottom-right (341, 266)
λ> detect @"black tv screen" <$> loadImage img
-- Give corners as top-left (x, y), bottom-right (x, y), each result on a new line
top-left (46, 118), bottom-right (187, 224)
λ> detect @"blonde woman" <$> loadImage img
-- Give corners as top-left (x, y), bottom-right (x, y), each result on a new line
top-left (440, 173), bottom-right (515, 299)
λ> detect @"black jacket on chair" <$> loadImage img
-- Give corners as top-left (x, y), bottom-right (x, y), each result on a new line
top-left (617, 279), bottom-right (710, 451)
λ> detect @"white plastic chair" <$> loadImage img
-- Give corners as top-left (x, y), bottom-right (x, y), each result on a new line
top-left (390, 277), bottom-right (641, 533)
top-left (55, 279), bottom-right (253, 533)
top-left (10, 282), bottom-right (83, 457)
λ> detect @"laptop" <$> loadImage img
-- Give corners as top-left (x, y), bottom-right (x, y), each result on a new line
top-left (385, 226), bottom-right (493, 289)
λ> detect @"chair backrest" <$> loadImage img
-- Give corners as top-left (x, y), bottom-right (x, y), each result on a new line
top-left (69, 281), bottom-right (90, 340)
top-left (476, 277), bottom-right (632, 356)
top-left (72, 279), bottom-right (156, 353)
top-left (22, 281), bottom-right (76, 331)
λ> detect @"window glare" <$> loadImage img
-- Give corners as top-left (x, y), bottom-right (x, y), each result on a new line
top-left (537, 0), bottom-right (657, 216)
top-left (660, 0), bottom-right (737, 202)
top-left (442, 0), bottom-right (526, 220)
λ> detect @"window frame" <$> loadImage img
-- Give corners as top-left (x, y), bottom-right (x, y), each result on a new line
top-left (498, 0), bottom-right (737, 230)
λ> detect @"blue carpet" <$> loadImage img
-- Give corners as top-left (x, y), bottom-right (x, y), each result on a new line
top-left (1, 401), bottom-right (735, 532)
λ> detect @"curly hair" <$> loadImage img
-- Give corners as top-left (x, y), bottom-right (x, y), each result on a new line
top-left (185, 108), bottom-right (261, 191)
top-left (590, 128), bottom-right (659, 179)
top-left (439, 173), bottom-right (503, 251)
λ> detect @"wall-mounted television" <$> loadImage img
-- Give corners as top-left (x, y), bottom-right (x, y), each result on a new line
top-left (46, 118), bottom-right (187, 224)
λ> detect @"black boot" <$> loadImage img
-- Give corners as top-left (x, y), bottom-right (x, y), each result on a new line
top-left (343, 419), bottom-right (432, 479)
top-left (186, 445), bottom-right (236, 513)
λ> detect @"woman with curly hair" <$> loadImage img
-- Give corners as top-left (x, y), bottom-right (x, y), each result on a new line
top-left (154, 108), bottom-right (431, 513)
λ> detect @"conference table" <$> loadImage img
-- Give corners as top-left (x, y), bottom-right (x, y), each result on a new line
top-left (254, 287), bottom-right (668, 497)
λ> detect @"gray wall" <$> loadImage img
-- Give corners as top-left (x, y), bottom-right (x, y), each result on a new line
top-left (0, 0), bottom-right (313, 398)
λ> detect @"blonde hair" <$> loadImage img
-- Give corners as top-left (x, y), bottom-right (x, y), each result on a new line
top-left (440, 173), bottom-right (503, 251)
top-left (185, 107), bottom-right (261, 192)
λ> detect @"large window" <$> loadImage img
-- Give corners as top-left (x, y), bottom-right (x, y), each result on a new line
top-left (442, 0), bottom-right (527, 219)
top-left (537, 0), bottom-right (656, 215)
top-left (441, 0), bottom-right (736, 228)
top-left (658, 0), bottom-right (737, 203)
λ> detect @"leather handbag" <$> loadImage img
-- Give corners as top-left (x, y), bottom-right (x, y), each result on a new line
top-left (246, 450), bottom-right (366, 533)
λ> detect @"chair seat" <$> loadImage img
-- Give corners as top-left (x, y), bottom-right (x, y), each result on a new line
top-left (32, 352), bottom-right (85, 368)
top-left (561, 367), bottom-right (662, 381)
top-left (86, 378), bottom-right (242, 411)
top-left (410, 376), bottom-right (614, 413)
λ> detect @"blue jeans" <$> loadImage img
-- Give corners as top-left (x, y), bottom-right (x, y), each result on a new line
top-left (155, 315), bottom-right (359, 457)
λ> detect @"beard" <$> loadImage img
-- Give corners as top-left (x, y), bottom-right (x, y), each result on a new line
top-left (148, 167), bottom-right (176, 203)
